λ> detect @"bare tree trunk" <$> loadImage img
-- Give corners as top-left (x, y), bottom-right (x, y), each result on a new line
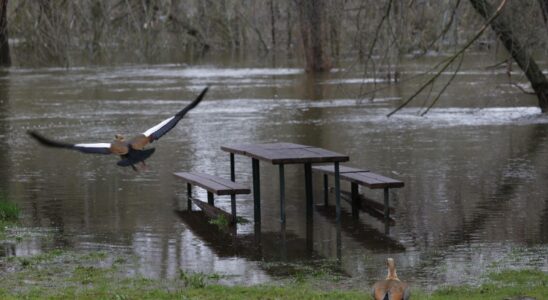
top-left (286, 1), bottom-right (292, 54)
top-left (270, 0), bottom-right (276, 50)
top-left (297, 0), bottom-right (331, 72)
top-left (469, 0), bottom-right (548, 112)
top-left (0, 0), bottom-right (10, 66)
top-left (538, 0), bottom-right (548, 23)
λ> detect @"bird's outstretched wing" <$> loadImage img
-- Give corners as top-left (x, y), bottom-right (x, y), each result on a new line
top-left (27, 131), bottom-right (122, 155)
top-left (129, 87), bottom-right (209, 149)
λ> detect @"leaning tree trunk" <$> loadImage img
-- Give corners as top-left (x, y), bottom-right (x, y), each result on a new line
top-left (538, 0), bottom-right (548, 23)
top-left (470, 0), bottom-right (548, 112)
top-left (296, 0), bottom-right (331, 72)
top-left (0, 0), bottom-right (10, 67)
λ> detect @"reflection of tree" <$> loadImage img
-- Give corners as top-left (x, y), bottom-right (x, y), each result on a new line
top-left (444, 124), bottom-right (548, 245)
top-left (0, 0), bottom-right (10, 66)
top-left (540, 198), bottom-right (548, 243)
top-left (0, 70), bottom-right (8, 190)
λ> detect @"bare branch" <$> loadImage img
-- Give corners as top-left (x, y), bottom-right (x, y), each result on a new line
top-left (421, 53), bottom-right (464, 116)
top-left (387, 0), bottom-right (509, 117)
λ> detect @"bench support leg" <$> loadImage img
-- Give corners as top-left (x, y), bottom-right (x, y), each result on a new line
top-left (384, 188), bottom-right (390, 220)
top-left (323, 174), bottom-right (329, 206)
top-left (334, 162), bottom-right (341, 222)
top-left (279, 164), bottom-right (286, 224)
top-left (252, 158), bottom-right (261, 230)
top-left (207, 191), bottom-right (214, 206)
top-left (351, 182), bottom-right (359, 218)
top-left (230, 153), bottom-right (237, 223)
top-left (304, 162), bottom-right (313, 219)
top-left (187, 183), bottom-right (192, 211)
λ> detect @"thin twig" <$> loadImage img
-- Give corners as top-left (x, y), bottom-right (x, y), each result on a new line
top-left (421, 52), bottom-right (464, 116)
top-left (387, 0), bottom-right (508, 117)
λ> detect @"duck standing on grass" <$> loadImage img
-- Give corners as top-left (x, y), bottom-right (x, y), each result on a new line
top-left (28, 87), bottom-right (209, 171)
top-left (372, 258), bottom-right (410, 300)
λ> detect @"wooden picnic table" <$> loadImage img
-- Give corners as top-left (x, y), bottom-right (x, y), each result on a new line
top-left (221, 142), bottom-right (349, 227)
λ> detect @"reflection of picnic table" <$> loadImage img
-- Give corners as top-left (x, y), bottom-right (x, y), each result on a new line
top-left (175, 210), bottom-right (325, 262)
top-left (221, 143), bottom-right (349, 226)
top-left (314, 205), bottom-right (405, 252)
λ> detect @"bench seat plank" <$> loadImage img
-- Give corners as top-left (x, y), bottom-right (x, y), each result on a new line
top-left (313, 165), bottom-right (403, 189)
top-left (174, 172), bottom-right (251, 195)
top-left (341, 172), bottom-right (404, 189)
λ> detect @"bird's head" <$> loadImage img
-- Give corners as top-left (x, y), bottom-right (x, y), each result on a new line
top-left (386, 258), bottom-right (400, 281)
top-left (115, 134), bottom-right (125, 141)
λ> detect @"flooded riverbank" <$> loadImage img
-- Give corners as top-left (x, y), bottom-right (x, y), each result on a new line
top-left (0, 54), bottom-right (547, 290)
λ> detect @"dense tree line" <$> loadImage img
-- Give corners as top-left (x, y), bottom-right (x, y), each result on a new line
top-left (3, 0), bottom-right (544, 67)
top-left (1, 0), bottom-right (547, 110)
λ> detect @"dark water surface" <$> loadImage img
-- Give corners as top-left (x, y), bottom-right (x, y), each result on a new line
top-left (0, 55), bottom-right (547, 289)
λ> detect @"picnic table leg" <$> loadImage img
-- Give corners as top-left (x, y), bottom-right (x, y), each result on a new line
top-left (304, 162), bottom-right (313, 219)
top-left (306, 217), bottom-right (313, 254)
top-left (323, 174), bottom-right (329, 206)
top-left (280, 222), bottom-right (287, 260)
top-left (336, 222), bottom-right (342, 262)
top-left (187, 183), bottom-right (192, 211)
top-left (279, 164), bottom-right (286, 223)
top-left (334, 162), bottom-right (341, 222)
top-left (207, 191), bottom-right (214, 206)
top-left (351, 182), bottom-right (359, 218)
top-left (252, 158), bottom-right (261, 229)
top-left (230, 153), bottom-right (237, 223)
top-left (384, 187), bottom-right (390, 220)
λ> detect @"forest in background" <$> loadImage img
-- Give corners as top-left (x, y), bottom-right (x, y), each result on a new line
top-left (1, 0), bottom-right (546, 68)
top-left (1, 0), bottom-right (548, 111)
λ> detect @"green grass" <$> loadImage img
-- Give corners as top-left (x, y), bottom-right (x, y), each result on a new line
top-left (0, 248), bottom-right (546, 299)
top-left (412, 269), bottom-right (548, 300)
top-left (0, 195), bottom-right (20, 240)
top-left (0, 196), bottom-right (19, 222)
top-left (209, 214), bottom-right (230, 230)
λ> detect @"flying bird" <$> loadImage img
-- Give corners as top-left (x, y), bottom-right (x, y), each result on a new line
top-left (372, 258), bottom-right (410, 300)
top-left (28, 87), bottom-right (209, 171)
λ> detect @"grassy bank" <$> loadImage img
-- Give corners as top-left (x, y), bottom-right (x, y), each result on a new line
top-left (0, 249), bottom-right (546, 299)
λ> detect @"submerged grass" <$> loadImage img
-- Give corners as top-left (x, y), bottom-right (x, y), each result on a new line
top-left (0, 196), bottom-right (20, 222)
top-left (0, 248), bottom-right (546, 299)
top-left (0, 194), bottom-right (20, 240)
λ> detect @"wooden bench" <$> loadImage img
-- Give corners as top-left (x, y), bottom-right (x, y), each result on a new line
top-left (173, 172), bottom-right (251, 224)
top-left (312, 165), bottom-right (404, 220)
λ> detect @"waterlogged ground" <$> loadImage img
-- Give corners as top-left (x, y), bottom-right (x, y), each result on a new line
top-left (0, 54), bottom-right (547, 291)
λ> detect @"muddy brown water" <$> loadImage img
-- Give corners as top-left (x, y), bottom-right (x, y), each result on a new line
top-left (0, 54), bottom-right (547, 289)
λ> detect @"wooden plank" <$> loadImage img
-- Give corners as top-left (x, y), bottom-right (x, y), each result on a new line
top-left (221, 143), bottom-right (349, 164)
top-left (312, 164), bottom-right (368, 175)
top-left (174, 172), bottom-right (228, 194)
top-left (191, 173), bottom-right (250, 195)
top-left (341, 172), bottom-right (404, 189)
top-left (173, 172), bottom-right (250, 195)
top-left (220, 144), bottom-right (255, 156)
top-left (189, 197), bottom-right (235, 225)
top-left (270, 148), bottom-right (348, 164)
top-left (259, 142), bottom-right (310, 150)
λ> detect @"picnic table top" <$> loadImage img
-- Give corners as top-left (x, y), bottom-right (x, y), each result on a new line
top-left (220, 142), bottom-right (349, 165)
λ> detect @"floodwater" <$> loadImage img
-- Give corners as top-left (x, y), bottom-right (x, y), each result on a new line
top-left (0, 54), bottom-right (547, 290)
